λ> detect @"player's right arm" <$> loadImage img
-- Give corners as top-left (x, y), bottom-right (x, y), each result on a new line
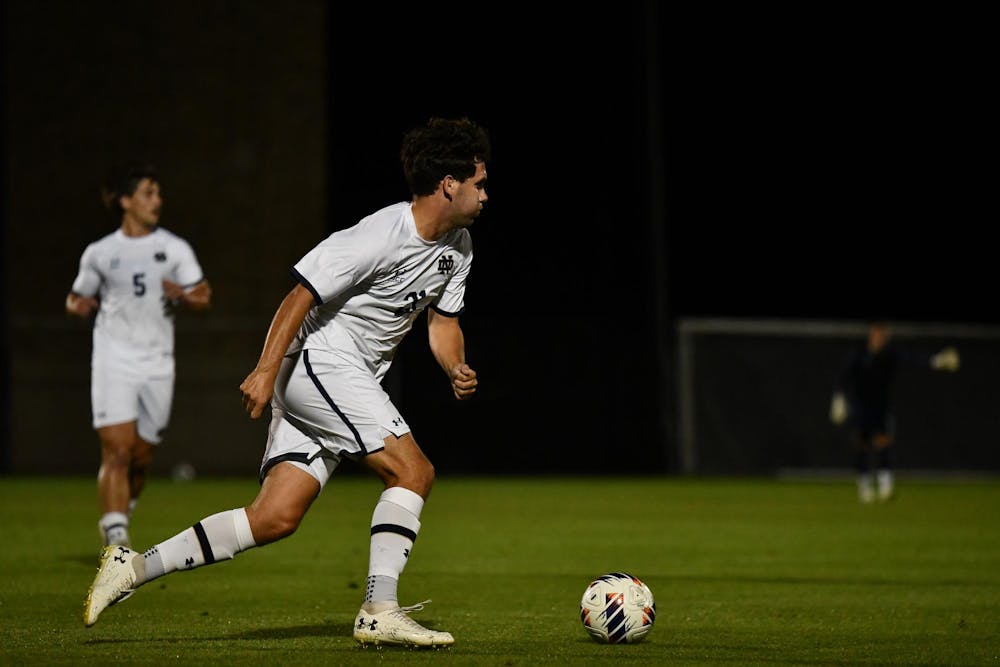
top-left (829, 349), bottom-right (857, 425)
top-left (66, 244), bottom-right (101, 318)
top-left (65, 291), bottom-right (99, 318)
top-left (829, 392), bottom-right (848, 424)
top-left (239, 283), bottom-right (315, 419)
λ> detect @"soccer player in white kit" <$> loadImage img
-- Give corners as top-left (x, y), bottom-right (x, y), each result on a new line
top-left (66, 161), bottom-right (211, 549)
top-left (84, 118), bottom-right (490, 647)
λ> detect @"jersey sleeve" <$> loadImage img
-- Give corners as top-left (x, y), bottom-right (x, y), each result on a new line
top-left (70, 243), bottom-right (102, 297)
top-left (433, 236), bottom-right (472, 316)
top-left (292, 226), bottom-right (381, 306)
top-left (171, 237), bottom-right (206, 289)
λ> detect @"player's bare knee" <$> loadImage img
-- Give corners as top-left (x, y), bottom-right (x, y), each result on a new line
top-left (266, 515), bottom-right (300, 541)
top-left (100, 446), bottom-right (131, 469)
top-left (246, 507), bottom-right (301, 543)
top-left (420, 460), bottom-right (436, 490)
top-left (395, 460), bottom-right (435, 498)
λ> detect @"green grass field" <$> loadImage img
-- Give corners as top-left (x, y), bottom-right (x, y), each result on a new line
top-left (1, 475), bottom-right (998, 665)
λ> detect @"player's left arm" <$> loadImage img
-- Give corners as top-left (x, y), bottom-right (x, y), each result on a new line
top-left (897, 345), bottom-right (960, 372)
top-left (163, 278), bottom-right (212, 312)
top-left (164, 238), bottom-right (212, 312)
top-left (427, 307), bottom-right (477, 400)
top-left (930, 346), bottom-right (960, 372)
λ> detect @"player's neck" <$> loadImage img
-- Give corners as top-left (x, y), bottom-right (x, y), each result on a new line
top-left (120, 217), bottom-right (157, 238)
top-left (410, 198), bottom-right (454, 242)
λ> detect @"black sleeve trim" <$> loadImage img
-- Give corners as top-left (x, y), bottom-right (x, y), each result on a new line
top-left (291, 267), bottom-right (323, 306)
top-left (431, 304), bottom-right (464, 317)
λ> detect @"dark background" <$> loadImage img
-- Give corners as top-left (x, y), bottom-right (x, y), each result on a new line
top-left (1, 3), bottom-right (995, 477)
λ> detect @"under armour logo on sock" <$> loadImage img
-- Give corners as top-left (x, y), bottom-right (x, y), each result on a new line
top-left (184, 557), bottom-right (194, 568)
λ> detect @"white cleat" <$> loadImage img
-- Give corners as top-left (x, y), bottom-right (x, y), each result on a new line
top-left (353, 600), bottom-right (454, 647)
top-left (83, 545), bottom-right (139, 627)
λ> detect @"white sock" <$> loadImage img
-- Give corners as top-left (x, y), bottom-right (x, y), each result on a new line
top-left (366, 487), bottom-right (424, 604)
top-left (857, 474), bottom-right (874, 501)
top-left (141, 508), bottom-right (255, 583)
top-left (99, 511), bottom-right (130, 546)
top-left (877, 470), bottom-right (894, 497)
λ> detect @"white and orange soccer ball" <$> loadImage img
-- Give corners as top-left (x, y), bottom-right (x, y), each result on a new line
top-left (579, 572), bottom-right (656, 644)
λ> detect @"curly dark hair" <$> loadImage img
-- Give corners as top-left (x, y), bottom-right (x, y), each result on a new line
top-left (102, 160), bottom-right (159, 216)
top-left (401, 117), bottom-right (491, 197)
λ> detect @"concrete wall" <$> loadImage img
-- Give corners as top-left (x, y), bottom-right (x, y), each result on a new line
top-left (4, 4), bottom-right (671, 478)
top-left (4, 1), bottom-right (327, 476)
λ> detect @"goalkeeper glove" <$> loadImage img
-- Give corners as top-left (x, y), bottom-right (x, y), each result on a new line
top-left (930, 346), bottom-right (960, 372)
top-left (829, 393), bottom-right (848, 425)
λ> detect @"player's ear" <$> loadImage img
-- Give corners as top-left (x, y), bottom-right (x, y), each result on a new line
top-left (442, 176), bottom-right (457, 201)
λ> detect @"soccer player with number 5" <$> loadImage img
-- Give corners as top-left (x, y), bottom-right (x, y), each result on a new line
top-left (66, 161), bottom-right (212, 550)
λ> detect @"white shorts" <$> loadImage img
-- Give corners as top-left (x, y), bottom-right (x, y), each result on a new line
top-left (260, 348), bottom-right (410, 489)
top-left (91, 352), bottom-right (175, 444)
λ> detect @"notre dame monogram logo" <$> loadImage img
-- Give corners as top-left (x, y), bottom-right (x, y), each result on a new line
top-left (437, 254), bottom-right (454, 275)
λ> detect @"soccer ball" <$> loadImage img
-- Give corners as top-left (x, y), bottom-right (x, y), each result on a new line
top-left (580, 572), bottom-right (656, 644)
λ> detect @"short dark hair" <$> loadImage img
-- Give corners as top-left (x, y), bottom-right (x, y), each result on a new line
top-left (400, 117), bottom-right (491, 197)
top-left (102, 160), bottom-right (159, 216)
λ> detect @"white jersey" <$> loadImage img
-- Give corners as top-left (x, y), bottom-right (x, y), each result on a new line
top-left (291, 201), bottom-right (472, 382)
top-left (71, 227), bottom-right (205, 363)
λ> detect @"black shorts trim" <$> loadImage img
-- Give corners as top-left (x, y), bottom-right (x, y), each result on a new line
top-left (259, 452), bottom-right (313, 485)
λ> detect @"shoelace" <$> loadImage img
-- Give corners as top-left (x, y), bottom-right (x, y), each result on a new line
top-left (397, 599), bottom-right (432, 614)
top-left (389, 600), bottom-right (438, 632)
